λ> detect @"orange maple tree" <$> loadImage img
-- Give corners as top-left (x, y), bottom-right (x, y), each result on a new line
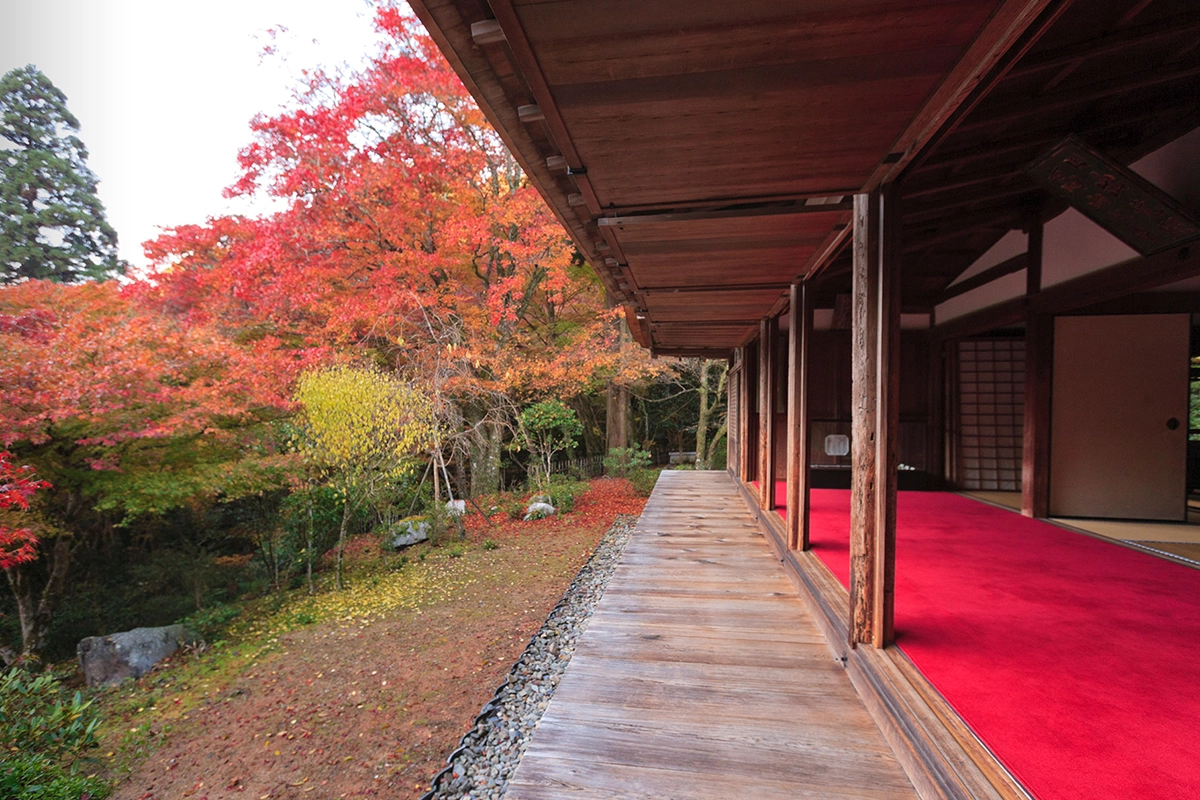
top-left (146, 3), bottom-right (656, 494)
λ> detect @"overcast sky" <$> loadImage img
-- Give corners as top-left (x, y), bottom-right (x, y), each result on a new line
top-left (1, 0), bottom-right (384, 271)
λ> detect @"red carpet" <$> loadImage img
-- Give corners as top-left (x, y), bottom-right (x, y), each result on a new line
top-left (796, 487), bottom-right (1200, 800)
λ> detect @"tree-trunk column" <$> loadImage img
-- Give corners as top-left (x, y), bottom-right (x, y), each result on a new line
top-left (849, 187), bottom-right (900, 649)
top-left (759, 318), bottom-right (778, 509)
top-left (786, 281), bottom-right (813, 550)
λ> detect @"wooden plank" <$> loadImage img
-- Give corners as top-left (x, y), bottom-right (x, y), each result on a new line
top-left (506, 470), bottom-right (918, 800)
top-left (850, 189), bottom-right (899, 649)
top-left (759, 317), bottom-right (778, 508)
top-left (786, 281), bottom-right (814, 550)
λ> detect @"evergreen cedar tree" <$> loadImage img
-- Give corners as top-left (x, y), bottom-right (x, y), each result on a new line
top-left (0, 65), bottom-right (125, 284)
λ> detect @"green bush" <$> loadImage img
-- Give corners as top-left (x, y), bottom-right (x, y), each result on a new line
top-left (604, 445), bottom-right (651, 478)
top-left (178, 603), bottom-right (241, 640)
top-left (0, 753), bottom-right (111, 800)
top-left (503, 497), bottom-right (527, 521)
top-left (628, 467), bottom-right (662, 497)
top-left (0, 668), bottom-right (109, 800)
top-left (0, 669), bottom-right (101, 760)
top-left (543, 478), bottom-right (588, 514)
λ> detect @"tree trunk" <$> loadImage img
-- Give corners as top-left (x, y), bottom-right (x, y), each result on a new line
top-left (694, 360), bottom-right (729, 469)
top-left (469, 418), bottom-right (503, 497)
top-left (306, 500), bottom-right (315, 595)
top-left (3, 535), bottom-right (75, 663)
top-left (605, 382), bottom-right (630, 454)
top-left (568, 395), bottom-right (605, 459)
top-left (335, 500), bottom-right (351, 591)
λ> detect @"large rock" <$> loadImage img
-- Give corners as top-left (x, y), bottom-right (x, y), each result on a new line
top-left (77, 624), bottom-right (197, 687)
top-left (390, 516), bottom-right (431, 549)
top-left (524, 501), bottom-right (556, 521)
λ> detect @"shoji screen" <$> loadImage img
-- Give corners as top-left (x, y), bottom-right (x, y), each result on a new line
top-left (957, 339), bottom-right (1024, 491)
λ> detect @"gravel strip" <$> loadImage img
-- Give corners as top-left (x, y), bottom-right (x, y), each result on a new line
top-left (422, 514), bottom-right (638, 800)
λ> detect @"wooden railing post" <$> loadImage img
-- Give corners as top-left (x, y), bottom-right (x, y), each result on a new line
top-left (786, 282), bottom-right (813, 550)
top-left (759, 318), bottom-right (778, 509)
top-left (850, 187), bottom-right (900, 649)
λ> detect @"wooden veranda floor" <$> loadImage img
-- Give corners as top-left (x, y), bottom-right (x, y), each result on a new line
top-left (507, 470), bottom-right (917, 800)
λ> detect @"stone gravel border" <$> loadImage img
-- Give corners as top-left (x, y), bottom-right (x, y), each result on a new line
top-left (421, 514), bottom-right (638, 800)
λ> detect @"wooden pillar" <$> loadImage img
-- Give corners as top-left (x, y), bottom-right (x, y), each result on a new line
top-left (758, 318), bottom-right (778, 509)
top-left (739, 346), bottom-right (754, 482)
top-left (849, 187), bottom-right (900, 649)
top-left (1022, 214), bottom-right (1051, 518)
top-left (927, 343), bottom-right (946, 486)
top-left (786, 281), bottom-right (813, 549)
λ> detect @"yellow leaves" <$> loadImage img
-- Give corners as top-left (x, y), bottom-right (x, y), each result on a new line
top-left (294, 364), bottom-right (435, 469)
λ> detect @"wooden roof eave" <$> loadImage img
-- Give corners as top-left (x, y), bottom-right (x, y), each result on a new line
top-left (408, 0), bottom-right (625, 305)
top-left (413, 0), bottom-right (1071, 352)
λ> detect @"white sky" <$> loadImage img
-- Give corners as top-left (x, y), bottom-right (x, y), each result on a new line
top-left (0, 0), bottom-right (383, 271)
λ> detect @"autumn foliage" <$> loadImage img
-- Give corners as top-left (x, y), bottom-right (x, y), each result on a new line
top-left (0, 2), bottom-right (668, 666)
top-left (0, 451), bottom-right (47, 569)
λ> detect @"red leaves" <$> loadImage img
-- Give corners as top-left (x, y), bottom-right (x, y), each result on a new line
top-left (0, 451), bottom-right (48, 568)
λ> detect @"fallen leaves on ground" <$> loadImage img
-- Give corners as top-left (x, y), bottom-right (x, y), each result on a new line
top-left (107, 478), bottom-right (644, 800)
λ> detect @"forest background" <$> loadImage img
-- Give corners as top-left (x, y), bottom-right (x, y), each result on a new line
top-left (0, 2), bottom-right (728, 668)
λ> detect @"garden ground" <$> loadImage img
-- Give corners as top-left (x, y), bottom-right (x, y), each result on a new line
top-left (99, 478), bottom-right (646, 800)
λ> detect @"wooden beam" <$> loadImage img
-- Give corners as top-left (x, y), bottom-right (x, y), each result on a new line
top-left (957, 58), bottom-right (1200, 136)
top-left (649, 347), bottom-right (734, 359)
top-left (930, 298), bottom-right (1026, 341)
top-left (786, 281), bottom-right (814, 551)
top-left (866, 0), bottom-right (1067, 190)
top-left (1008, 11), bottom-right (1200, 79)
top-left (801, 223), bottom-right (854, 282)
top-left (1030, 241), bottom-right (1200, 315)
top-left (640, 283), bottom-right (793, 295)
top-left (1068, 290), bottom-right (1200, 316)
top-left (597, 200), bottom-right (851, 227)
top-left (931, 240), bottom-right (1200, 341)
top-left (485, 0), bottom-right (603, 215)
top-left (939, 253), bottom-right (1028, 302)
top-left (759, 318), bottom-right (778, 510)
top-left (1026, 212), bottom-right (1044, 295)
top-left (1024, 135), bottom-right (1200, 256)
top-left (850, 188), bottom-right (900, 649)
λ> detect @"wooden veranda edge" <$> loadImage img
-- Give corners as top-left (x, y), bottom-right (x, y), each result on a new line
top-left (731, 477), bottom-right (1032, 800)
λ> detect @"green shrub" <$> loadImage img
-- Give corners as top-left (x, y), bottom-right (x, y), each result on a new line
top-left (604, 446), bottom-right (651, 477)
top-left (628, 467), bottom-right (661, 497)
top-left (178, 603), bottom-right (242, 640)
top-left (0, 669), bottom-right (101, 760)
top-left (481, 539), bottom-right (499, 551)
top-left (0, 752), bottom-right (111, 800)
top-left (503, 497), bottom-right (527, 520)
top-left (542, 478), bottom-right (588, 514)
